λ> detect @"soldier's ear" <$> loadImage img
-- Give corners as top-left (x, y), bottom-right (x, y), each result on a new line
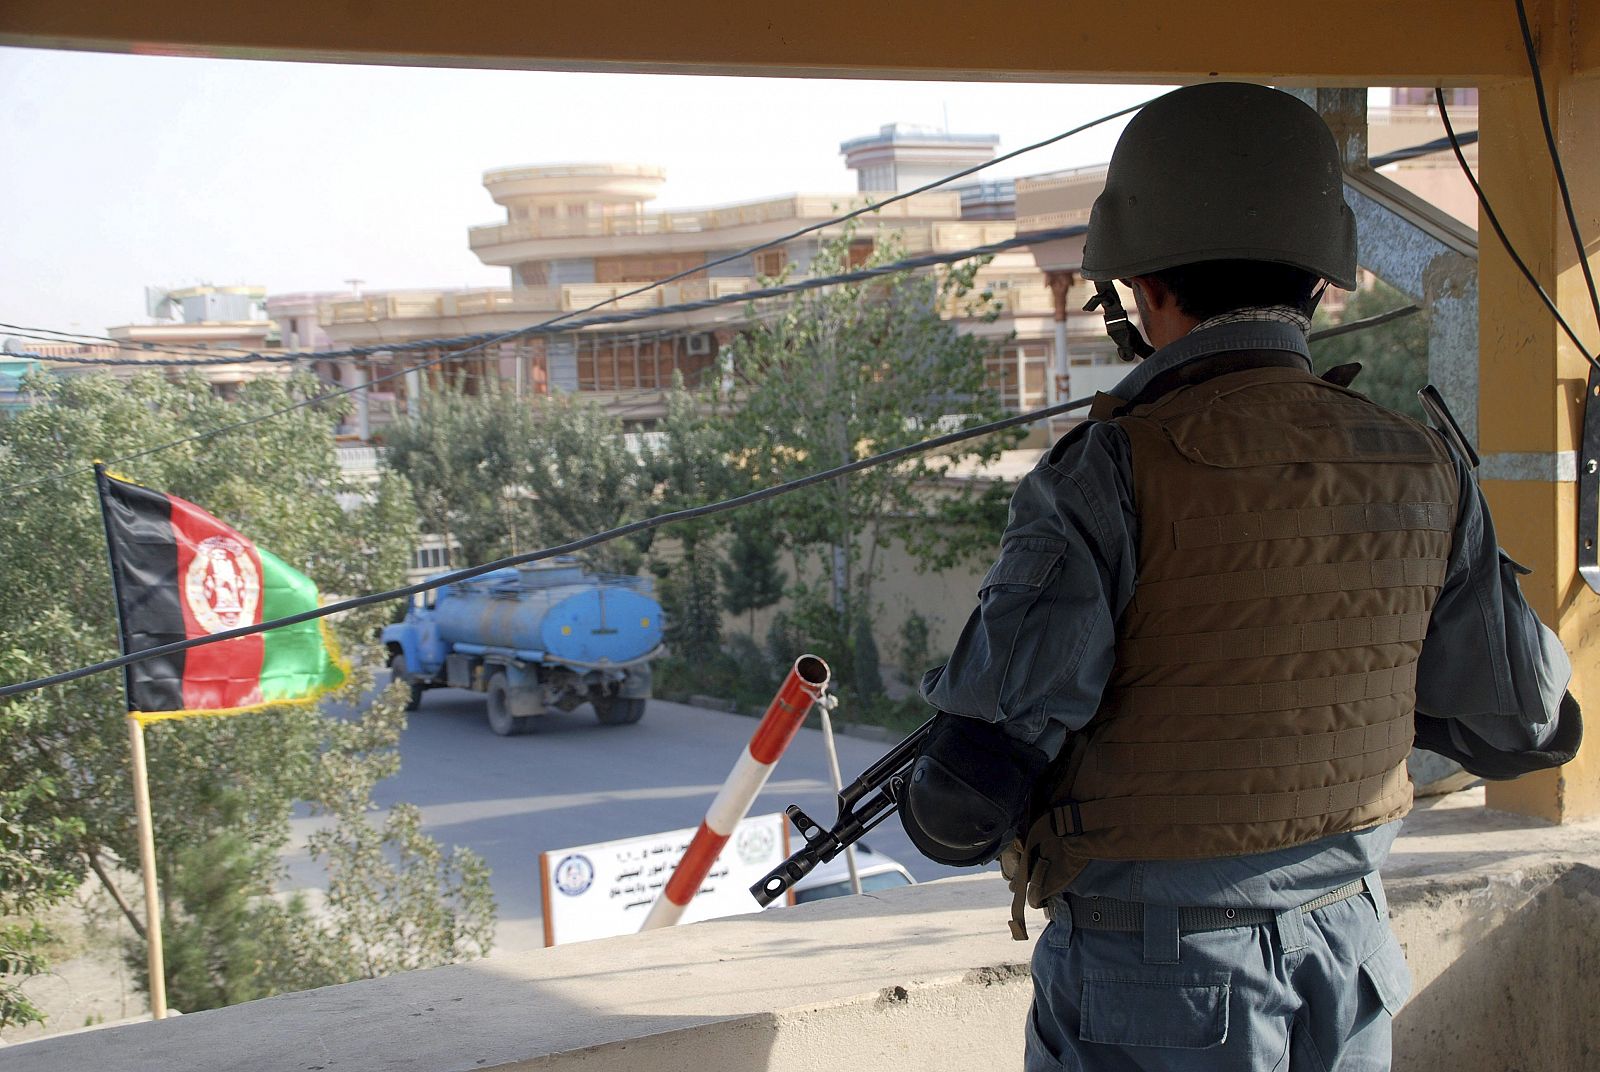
top-left (1125, 275), bottom-right (1174, 314)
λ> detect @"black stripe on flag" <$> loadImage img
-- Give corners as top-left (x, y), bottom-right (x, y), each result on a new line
top-left (96, 471), bottom-right (185, 713)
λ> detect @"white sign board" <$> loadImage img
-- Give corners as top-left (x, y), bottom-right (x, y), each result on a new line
top-left (538, 813), bottom-right (791, 946)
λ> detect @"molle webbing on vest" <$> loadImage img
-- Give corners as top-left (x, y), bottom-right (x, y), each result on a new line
top-left (1014, 365), bottom-right (1458, 922)
top-left (1173, 501), bottom-right (1454, 549)
top-left (1118, 612), bottom-right (1431, 667)
top-left (1090, 714), bottom-right (1414, 774)
top-left (1133, 557), bottom-right (1447, 614)
top-left (1040, 762), bottom-right (1411, 838)
top-left (1112, 662), bottom-right (1418, 718)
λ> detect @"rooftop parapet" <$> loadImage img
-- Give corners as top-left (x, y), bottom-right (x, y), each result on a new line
top-left (9, 789), bottom-right (1600, 1072)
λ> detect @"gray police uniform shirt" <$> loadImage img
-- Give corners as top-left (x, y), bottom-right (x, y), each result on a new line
top-left (922, 319), bottom-right (1570, 911)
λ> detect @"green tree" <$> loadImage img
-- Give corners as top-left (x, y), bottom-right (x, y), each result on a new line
top-left (0, 372), bottom-right (490, 1030)
top-left (725, 228), bottom-right (1021, 693)
top-left (644, 385), bottom-right (743, 662)
top-left (720, 514), bottom-right (785, 637)
top-left (1311, 278), bottom-right (1430, 420)
top-left (384, 387), bottom-right (652, 573)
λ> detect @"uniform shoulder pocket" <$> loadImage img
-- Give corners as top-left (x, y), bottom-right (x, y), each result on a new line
top-left (1079, 969), bottom-right (1230, 1049)
top-left (979, 539), bottom-right (1066, 594)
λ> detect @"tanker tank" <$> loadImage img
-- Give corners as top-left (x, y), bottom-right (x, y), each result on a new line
top-left (382, 560), bottom-right (665, 737)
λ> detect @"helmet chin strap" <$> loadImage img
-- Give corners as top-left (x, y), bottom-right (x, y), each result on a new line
top-left (1084, 281), bottom-right (1156, 362)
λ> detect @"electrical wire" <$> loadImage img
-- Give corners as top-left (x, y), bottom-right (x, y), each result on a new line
top-left (2, 98), bottom-right (1156, 377)
top-left (0, 391), bottom-right (1098, 701)
top-left (0, 332), bottom-right (306, 366)
top-left (1367, 130), bottom-right (1479, 170)
top-left (0, 296), bottom-right (1436, 702)
top-left (1306, 303), bottom-right (1421, 342)
top-left (0, 223), bottom-right (1088, 496)
top-left (1513, 0), bottom-right (1600, 335)
top-left (1437, 89), bottom-right (1598, 367)
top-left (0, 323), bottom-right (269, 358)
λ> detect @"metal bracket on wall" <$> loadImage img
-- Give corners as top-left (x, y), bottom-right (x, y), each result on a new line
top-left (1579, 364), bottom-right (1600, 593)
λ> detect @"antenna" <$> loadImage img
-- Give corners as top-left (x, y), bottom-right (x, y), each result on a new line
top-left (344, 278), bottom-right (366, 299)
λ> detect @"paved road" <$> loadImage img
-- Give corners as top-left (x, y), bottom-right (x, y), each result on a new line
top-left (289, 683), bottom-right (968, 953)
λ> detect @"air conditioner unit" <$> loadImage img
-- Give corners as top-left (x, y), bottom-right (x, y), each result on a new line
top-left (685, 333), bottom-right (713, 357)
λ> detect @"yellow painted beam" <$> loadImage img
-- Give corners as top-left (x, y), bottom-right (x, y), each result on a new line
top-left (0, 0), bottom-right (1565, 83)
top-left (1476, 44), bottom-right (1600, 821)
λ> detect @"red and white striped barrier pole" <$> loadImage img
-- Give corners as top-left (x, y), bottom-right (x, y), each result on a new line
top-left (640, 654), bottom-right (831, 931)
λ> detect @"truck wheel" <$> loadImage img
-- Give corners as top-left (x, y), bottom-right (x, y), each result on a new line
top-left (389, 654), bottom-right (423, 712)
top-left (486, 674), bottom-right (535, 737)
top-left (592, 694), bottom-right (646, 726)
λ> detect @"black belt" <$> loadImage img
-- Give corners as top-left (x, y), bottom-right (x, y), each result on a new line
top-left (1047, 877), bottom-right (1369, 934)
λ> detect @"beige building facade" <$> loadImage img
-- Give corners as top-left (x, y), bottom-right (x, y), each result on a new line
top-left (316, 126), bottom-right (1126, 438)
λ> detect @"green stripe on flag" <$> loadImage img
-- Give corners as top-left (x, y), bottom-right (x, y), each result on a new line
top-left (258, 548), bottom-right (347, 703)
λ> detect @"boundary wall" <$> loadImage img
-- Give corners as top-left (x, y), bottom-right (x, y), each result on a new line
top-left (9, 793), bottom-right (1599, 1072)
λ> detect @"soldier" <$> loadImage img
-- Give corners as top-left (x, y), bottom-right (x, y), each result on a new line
top-left (902, 83), bottom-right (1581, 1071)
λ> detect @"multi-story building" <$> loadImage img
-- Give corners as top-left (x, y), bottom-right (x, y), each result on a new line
top-left (100, 285), bottom-right (288, 398)
top-left (316, 124), bottom-right (1126, 438)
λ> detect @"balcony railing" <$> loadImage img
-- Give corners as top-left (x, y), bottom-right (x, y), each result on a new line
top-left (468, 191), bottom-right (963, 250)
top-left (321, 279), bottom-right (764, 326)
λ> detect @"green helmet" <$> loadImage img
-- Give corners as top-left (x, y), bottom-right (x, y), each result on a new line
top-left (1081, 83), bottom-right (1358, 290)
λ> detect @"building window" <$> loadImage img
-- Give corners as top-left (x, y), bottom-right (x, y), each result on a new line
top-left (986, 341), bottom-right (1049, 413)
top-left (755, 248), bottom-right (786, 278)
top-left (574, 333), bottom-right (716, 392)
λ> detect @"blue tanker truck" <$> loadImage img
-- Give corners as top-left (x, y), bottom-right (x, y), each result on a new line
top-left (382, 559), bottom-right (664, 736)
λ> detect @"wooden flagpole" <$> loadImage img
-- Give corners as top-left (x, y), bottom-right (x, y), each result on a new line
top-left (125, 714), bottom-right (168, 1020)
top-left (94, 464), bottom-right (168, 1019)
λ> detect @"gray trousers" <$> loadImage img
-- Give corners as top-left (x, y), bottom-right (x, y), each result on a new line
top-left (1025, 877), bottom-right (1411, 1071)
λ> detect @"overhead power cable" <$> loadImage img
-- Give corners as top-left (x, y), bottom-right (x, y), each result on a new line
top-left (0, 299), bottom-right (1439, 702)
top-left (1306, 303), bottom-right (1421, 341)
top-left (0, 330), bottom-right (299, 366)
top-left (0, 391), bottom-right (1097, 700)
top-left (0, 94), bottom-right (1158, 497)
top-left (1437, 89), bottom-right (1597, 367)
top-left (1, 226), bottom-right (1080, 370)
top-left (1367, 130), bottom-right (1479, 170)
top-left (0, 323), bottom-right (267, 358)
top-left (1513, 0), bottom-right (1600, 336)
top-left (6, 99), bottom-right (1155, 376)
top-left (0, 223), bottom-right (1088, 496)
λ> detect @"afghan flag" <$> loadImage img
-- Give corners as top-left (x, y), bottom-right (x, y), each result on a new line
top-left (95, 467), bottom-right (347, 724)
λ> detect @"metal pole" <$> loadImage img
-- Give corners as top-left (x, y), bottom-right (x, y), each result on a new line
top-left (815, 696), bottom-right (861, 896)
top-left (641, 655), bottom-right (831, 930)
top-left (126, 715), bottom-right (167, 1020)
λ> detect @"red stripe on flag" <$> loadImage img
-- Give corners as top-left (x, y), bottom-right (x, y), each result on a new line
top-left (167, 495), bottom-right (265, 711)
top-left (663, 824), bottom-right (730, 906)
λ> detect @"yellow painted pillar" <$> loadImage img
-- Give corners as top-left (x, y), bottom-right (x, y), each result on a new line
top-left (1476, 56), bottom-right (1600, 821)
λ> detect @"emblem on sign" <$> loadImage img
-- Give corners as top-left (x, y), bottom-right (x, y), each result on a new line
top-left (185, 535), bottom-right (261, 634)
top-left (553, 853), bottom-right (595, 896)
top-left (734, 824), bottom-right (775, 866)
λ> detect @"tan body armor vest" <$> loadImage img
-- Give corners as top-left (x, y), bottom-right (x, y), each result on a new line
top-left (1012, 365), bottom-right (1459, 921)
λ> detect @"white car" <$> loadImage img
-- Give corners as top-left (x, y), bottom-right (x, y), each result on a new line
top-left (788, 843), bottom-right (915, 904)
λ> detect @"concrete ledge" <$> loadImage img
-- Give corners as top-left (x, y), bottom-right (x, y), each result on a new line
top-left (11, 791), bottom-right (1600, 1071)
top-left (3, 875), bottom-right (1045, 1072)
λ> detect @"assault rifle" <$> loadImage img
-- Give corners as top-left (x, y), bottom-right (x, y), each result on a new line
top-left (750, 715), bottom-right (936, 907)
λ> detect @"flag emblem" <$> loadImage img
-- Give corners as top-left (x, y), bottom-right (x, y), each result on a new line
top-left (186, 535), bottom-right (261, 633)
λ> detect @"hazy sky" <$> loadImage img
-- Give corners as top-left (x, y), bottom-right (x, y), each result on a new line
top-left (0, 46), bottom-right (1173, 335)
